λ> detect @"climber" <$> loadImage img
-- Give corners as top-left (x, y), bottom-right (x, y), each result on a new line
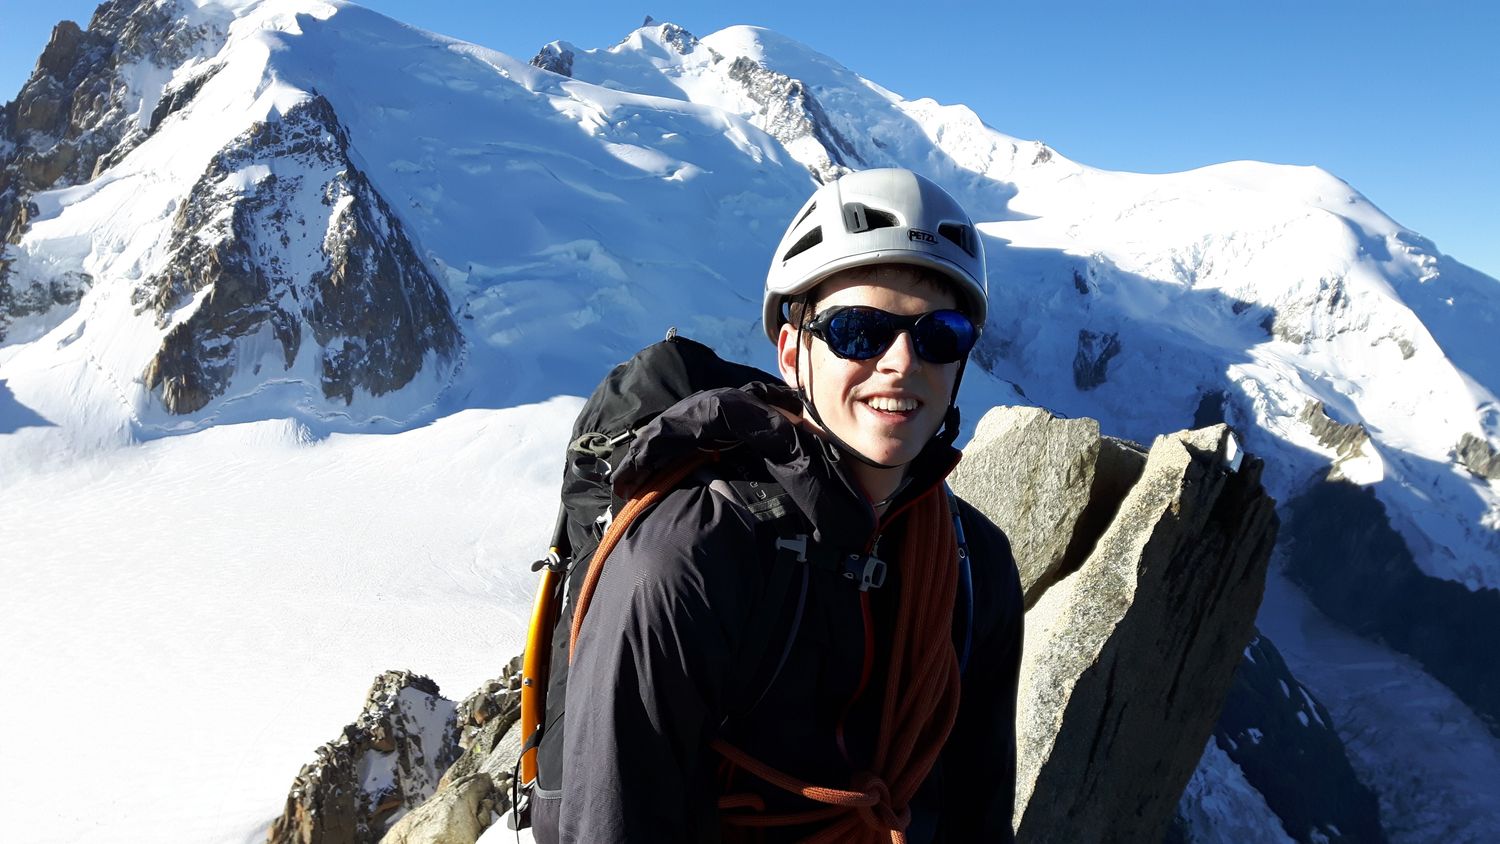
top-left (538, 168), bottom-right (1024, 843)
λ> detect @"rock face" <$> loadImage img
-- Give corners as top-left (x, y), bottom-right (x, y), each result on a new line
top-left (1455, 432), bottom-right (1500, 480)
top-left (725, 56), bottom-right (864, 183)
top-left (950, 407), bottom-right (1145, 607)
top-left (380, 774), bottom-right (499, 844)
top-left (380, 662), bottom-right (524, 843)
top-left (1, 0), bottom-right (221, 337)
top-left (1073, 329), bottom-right (1122, 389)
top-left (133, 94), bottom-right (459, 414)
top-left (958, 408), bottom-right (1278, 842)
top-left (268, 671), bottom-right (462, 844)
top-left (1285, 475), bottom-right (1500, 738)
top-left (1213, 633), bottom-right (1385, 843)
top-left (529, 43), bottom-right (574, 78)
top-left (272, 662), bottom-right (523, 844)
top-left (1298, 401), bottom-right (1372, 464)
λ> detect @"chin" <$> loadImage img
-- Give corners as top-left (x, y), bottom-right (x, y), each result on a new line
top-left (852, 436), bottom-right (925, 468)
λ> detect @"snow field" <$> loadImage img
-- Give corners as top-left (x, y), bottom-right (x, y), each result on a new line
top-left (0, 399), bottom-right (579, 842)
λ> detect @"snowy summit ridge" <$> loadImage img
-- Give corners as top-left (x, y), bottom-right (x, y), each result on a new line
top-left (3, 2), bottom-right (1500, 842)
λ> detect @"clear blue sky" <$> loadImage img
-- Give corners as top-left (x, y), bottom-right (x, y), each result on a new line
top-left (3, 0), bottom-right (1497, 280)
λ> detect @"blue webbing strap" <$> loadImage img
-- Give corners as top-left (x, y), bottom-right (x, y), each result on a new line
top-left (946, 485), bottom-right (974, 675)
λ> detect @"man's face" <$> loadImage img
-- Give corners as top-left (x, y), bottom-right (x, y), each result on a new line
top-left (776, 266), bottom-right (962, 469)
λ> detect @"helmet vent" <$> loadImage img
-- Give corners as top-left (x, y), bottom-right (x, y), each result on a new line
top-left (842, 203), bottom-right (900, 233)
top-left (782, 226), bottom-right (823, 262)
top-left (939, 223), bottom-right (976, 257)
top-left (793, 201), bottom-right (817, 228)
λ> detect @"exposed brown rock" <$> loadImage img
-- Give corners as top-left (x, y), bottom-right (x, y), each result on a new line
top-left (440, 658), bottom-right (523, 792)
top-left (135, 94), bottom-right (457, 414)
top-left (2, 0), bottom-right (227, 325)
top-left (36, 21), bottom-right (87, 79)
top-left (1456, 432), bottom-right (1500, 480)
top-left (1299, 400), bottom-right (1371, 467)
top-left (268, 671), bottom-right (460, 844)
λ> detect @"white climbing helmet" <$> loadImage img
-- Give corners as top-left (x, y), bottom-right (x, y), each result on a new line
top-left (762, 168), bottom-right (988, 342)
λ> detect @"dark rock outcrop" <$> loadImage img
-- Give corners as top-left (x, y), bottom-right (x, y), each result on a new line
top-left (0, 269), bottom-right (92, 336)
top-left (1193, 389), bottom-right (1229, 428)
top-left (1285, 475), bottom-right (1500, 737)
top-left (148, 62), bottom-right (221, 133)
top-left (725, 56), bottom-right (864, 183)
top-left (273, 661), bottom-right (522, 844)
top-left (1214, 632), bottom-right (1385, 843)
top-left (529, 43), bottom-right (574, 78)
top-left (653, 22), bottom-right (701, 56)
top-left (1073, 329), bottom-right (1121, 390)
top-left (268, 671), bottom-right (461, 844)
top-left (133, 94), bottom-right (458, 413)
top-left (2, 0), bottom-right (225, 339)
top-left (1298, 401), bottom-right (1371, 464)
top-left (1455, 432), bottom-right (1500, 480)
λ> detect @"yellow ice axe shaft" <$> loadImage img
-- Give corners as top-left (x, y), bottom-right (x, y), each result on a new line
top-left (519, 554), bottom-right (561, 786)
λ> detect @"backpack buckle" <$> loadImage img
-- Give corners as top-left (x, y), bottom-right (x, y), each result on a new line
top-left (775, 535), bottom-right (810, 562)
top-left (846, 554), bottom-right (887, 591)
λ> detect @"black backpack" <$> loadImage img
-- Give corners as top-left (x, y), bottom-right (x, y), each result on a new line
top-left (514, 331), bottom-right (807, 832)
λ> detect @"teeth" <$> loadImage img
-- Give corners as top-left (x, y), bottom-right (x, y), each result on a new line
top-left (865, 396), bottom-right (917, 412)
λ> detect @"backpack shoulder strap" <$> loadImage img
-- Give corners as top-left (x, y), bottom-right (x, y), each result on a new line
top-left (700, 470), bottom-right (811, 724)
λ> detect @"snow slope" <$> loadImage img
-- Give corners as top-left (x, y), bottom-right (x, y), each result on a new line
top-left (3, 1), bottom-right (1499, 841)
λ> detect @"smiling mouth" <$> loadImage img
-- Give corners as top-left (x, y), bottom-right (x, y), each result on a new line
top-left (861, 396), bottom-right (921, 415)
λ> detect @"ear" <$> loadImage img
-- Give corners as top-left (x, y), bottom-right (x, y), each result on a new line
top-left (776, 322), bottom-right (802, 388)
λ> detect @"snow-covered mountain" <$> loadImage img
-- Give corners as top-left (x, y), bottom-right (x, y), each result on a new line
top-left (2, 1), bottom-right (1497, 841)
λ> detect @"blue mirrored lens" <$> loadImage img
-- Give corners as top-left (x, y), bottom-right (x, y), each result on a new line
top-left (826, 308), bottom-right (891, 359)
top-left (912, 310), bottom-right (976, 363)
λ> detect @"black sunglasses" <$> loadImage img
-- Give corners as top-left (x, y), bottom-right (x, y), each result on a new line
top-left (804, 306), bottom-right (977, 364)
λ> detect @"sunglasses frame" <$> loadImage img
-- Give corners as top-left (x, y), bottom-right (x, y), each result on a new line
top-left (803, 305), bottom-right (977, 364)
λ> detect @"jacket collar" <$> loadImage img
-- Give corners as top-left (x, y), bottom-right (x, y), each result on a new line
top-left (612, 382), bottom-right (960, 548)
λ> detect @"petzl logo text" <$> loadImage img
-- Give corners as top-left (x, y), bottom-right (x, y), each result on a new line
top-left (908, 229), bottom-right (937, 244)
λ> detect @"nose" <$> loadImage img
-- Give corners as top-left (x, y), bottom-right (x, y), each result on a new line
top-left (876, 328), bottom-right (921, 373)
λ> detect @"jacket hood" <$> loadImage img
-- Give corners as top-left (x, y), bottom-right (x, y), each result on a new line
top-left (612, 382), bottom-right (961, 547)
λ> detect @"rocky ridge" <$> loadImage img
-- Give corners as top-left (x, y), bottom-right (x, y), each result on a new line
top-left (268, 671), bottom-right (462, 844)
top-left (723, 55), bottom-right (864, 183)
top-left (132, 93), bottom-right (459, 413)
top-left (0, 0), bottom-right (221, 339)
top-left (1455, 432), bottom-right (1500, 480)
